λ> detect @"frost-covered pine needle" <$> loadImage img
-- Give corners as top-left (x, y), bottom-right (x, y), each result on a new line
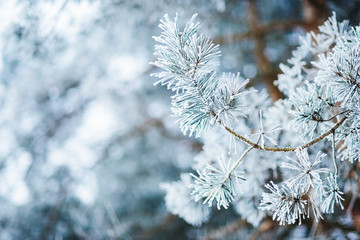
top-left (191, 154), bottom-right (245, 209)
top-left (154, 12), bottom-right (357, 229)
top-left (282, 148), bottom-right (329, 192)
top-left (260, 181), bottom-right (308, 225)
top-left (321, 174), bottom-right (344, 213)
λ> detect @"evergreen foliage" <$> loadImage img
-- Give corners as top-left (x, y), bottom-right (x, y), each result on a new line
top-left (154, 12), bottom-right (360, 230)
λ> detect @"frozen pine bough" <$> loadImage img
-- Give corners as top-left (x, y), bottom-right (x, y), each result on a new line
top-left (152, 13), bottom-right (360, 234)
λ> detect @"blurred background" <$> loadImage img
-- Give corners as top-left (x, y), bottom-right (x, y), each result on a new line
top-left (0, 0), bottom-right (359, 239)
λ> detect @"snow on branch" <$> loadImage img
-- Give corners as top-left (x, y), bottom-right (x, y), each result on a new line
top-left (152, 14), bottom-right (252, 137)
top-left (155, 12), bottom-right (358, 228)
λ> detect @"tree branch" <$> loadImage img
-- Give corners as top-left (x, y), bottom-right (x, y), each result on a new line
top-left (213, 20), bottom-right (307, 45)
top-left (301, 0), bottom-right (328, 31)
top-left (201, 218), bottom-right (248, 240)
top-left (222, 111), bottom-right (350, 152)
top-left (223, 145), bottom-right (255, 185)
top-left (249, 220), bottom-right (275, 240)
top-left (332, 131), bottom-right (338, 176)
top-left (247, 0), bottom-right (284, 101)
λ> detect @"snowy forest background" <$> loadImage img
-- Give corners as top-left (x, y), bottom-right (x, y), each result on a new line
top-left (0, 0), bottom-right (360, 239)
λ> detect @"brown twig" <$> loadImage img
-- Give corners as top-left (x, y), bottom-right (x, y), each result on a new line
top-left (249, 220), bottom-right (275, 240)
top-left (134, 214), bottom-right (177, 240)
top-left (222, 111), bottom-right (350, 152)
top-left (213, 19), bottom-right (307, 45)
top-left (201, 218), bottom-right (248, 240)
top-left (246, 0), bottom-right (284, 101)
top-left (301, 0), bottom-right (328, 31)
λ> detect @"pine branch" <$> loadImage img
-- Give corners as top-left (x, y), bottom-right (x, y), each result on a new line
top-left (223, 145), bottom-right (255, 184)
top-left (154, 12), bottom-right (359, 231)
top-left (222, 111), bottom-right (350, 152)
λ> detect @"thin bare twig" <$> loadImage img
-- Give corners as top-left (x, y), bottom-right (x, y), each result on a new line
top-left (222, 111), bottom-right (350, 152)
top-left (201, 218), bottom-right (247, 240)
top-left (321, 110), bottom-right (350, 122)
top-left (249, 220), bottom-right (275, 240)
top-left (222, 144), bottom-right (256, 186)
top-left (309, 219), bottom-right (319, 238)
top-left (104, 201), bottom-right (133, 240)
top-left (332, 131), bottom-right (338, 176)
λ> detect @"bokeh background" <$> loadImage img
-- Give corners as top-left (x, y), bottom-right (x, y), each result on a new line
top-left (0, 0), bottom-right (359, 239)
